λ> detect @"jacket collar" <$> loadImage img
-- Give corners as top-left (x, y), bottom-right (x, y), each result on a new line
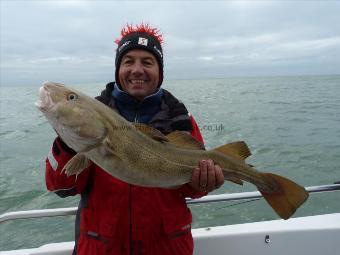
top-left (112, 84), bottom-right (163, 107)
top-left (111, 84), bottom-right (163, 123)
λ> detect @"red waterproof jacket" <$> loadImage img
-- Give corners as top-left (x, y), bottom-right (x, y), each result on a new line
top-left (45, 116), bottom-right (206, 255)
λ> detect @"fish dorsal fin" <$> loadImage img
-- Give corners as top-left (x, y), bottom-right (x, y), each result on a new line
top-left (133, 123), bottom-right (169, 142)
top-left (214, 141), bottom-right (251, 161)
top-left (166, 131), bottom-right (205, 150)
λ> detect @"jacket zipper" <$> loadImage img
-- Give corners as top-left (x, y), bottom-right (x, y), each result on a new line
top-left (134, 105), bottom-right (140, 123)
top-left (129, 184), bottom-right (133, 255)
top-left (130, 107), bottom-right (139, 254)
top-left (134, 113), bottom-right (139, 123)
top-left (86, 231), bottom-right (108, 244)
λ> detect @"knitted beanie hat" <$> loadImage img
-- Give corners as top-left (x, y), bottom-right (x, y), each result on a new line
top-left (115, 23), bottom-right (164, 87)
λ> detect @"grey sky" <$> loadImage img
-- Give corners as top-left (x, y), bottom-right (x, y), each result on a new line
top-left (1, 0), bottom-right (340, 86)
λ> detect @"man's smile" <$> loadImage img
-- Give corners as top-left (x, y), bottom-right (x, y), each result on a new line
top-left (129, 79), bottom-right (146, 84)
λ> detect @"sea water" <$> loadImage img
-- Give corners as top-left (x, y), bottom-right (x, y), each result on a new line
top-left (1, 75), bottom-right (339, 250)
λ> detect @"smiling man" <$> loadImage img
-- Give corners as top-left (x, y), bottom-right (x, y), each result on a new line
top-left (118, 49), bottom-right (160, 101)
top-left (45, 23), bottom-right (224, 255)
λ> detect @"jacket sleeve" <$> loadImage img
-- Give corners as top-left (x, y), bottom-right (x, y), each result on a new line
top-left (178, 115), bottom-right (208, 199)
top-left (45, 137), bottom-right (91, 197)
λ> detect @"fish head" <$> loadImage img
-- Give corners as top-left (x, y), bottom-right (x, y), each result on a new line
top-left (35, 81), bottom-right (107, 152)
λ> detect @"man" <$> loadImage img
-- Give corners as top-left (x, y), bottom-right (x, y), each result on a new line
top-left (45, 23), bottom-right (224, 255)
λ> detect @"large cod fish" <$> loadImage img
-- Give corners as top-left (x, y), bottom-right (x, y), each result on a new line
top-left (36, 81), bottom-right (308, 220)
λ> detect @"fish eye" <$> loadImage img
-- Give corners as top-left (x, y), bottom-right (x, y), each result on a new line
top-left (67, 93), bottom-right (78, 101)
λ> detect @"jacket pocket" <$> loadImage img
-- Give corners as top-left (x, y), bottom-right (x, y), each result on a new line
top-left (77, 231), bottom-right (112, 255)
top-left (80, 208), bottom-right (120, 237)
top-left (162, 208), bottom-right (192, 239)
top-left (77, 208), bottom-right (123, 254)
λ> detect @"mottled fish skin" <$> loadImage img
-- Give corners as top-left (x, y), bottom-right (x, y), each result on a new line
top-left (36, 82), bottom-right (309, 219)
top-left (35, 82), bottom-right (270, 188)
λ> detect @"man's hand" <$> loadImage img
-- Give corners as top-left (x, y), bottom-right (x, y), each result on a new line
top-left (189, 159), bottom-right (225, 193)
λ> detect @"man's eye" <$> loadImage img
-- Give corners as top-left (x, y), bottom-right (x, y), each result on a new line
top-left (144, 61), bottom-right (153, 66)
top-left (122, 59), bottom-right (133, 65)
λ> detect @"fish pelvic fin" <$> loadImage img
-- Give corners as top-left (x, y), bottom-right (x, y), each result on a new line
top-left (260, 173), bottom-right (309, 220)
top-left (213, 141), bottom-right (251, 161)
top-left (62, 153), bottom-right (91, 178)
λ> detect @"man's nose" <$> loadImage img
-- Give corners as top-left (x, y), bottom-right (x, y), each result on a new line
top-left (131, 62), bottom-right (144, 75)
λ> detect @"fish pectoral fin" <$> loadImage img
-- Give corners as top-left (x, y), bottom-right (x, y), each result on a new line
top-left (166, 131), bottom-right (205, 150)
top-left (62, 153), bottom-right (90, 178)
top-left (213, 141), bottom-right (251, 161)
top-left (133, 123), bottom-right (169, 142)
top-left (260, 173), bottom-right (309, 220)
top-left (102, 138), bottom-right (123, 162)
top-left (102, 137), bottom-right (116, 155)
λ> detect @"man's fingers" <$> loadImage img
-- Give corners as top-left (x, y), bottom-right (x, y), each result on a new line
top-left (206, 160), bottom-right (216, 192)
top-left (199, 160), bottom-right (208, 189)
top-left (215, 164), bottom-right (225, 188)
top-left (190, 167), bottom-right (200, 187)
top-left (189, 160), bottom-right (224, 193)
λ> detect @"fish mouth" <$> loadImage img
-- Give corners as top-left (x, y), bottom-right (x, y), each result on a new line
top-left (35, 82), bottom-right (54, 111)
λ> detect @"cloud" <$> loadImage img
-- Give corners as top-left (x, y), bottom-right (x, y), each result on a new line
top-left (36, 0), bottom-right (92, 9)
top-left (1, 1), bottom-right (340, 86)
top-left (275, 36), bottom-right (340, 52)
top-left (197, 56), bottom-right (214, 62)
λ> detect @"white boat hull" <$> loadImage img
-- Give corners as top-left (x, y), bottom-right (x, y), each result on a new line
top-left (1, 213), bottom-right (339, 255)
top-left (194, 213), bottom-right (340, 255)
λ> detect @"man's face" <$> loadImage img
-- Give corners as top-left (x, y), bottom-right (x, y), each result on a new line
top-left (118, 49), bottom-right (160, 101)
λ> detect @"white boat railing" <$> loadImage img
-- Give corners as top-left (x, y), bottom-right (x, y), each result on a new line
top-left (1, 183), bottom-right (339, 223)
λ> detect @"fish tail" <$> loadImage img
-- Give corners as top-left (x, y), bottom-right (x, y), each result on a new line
top-left (259, 173), bottom-right (309, 220)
